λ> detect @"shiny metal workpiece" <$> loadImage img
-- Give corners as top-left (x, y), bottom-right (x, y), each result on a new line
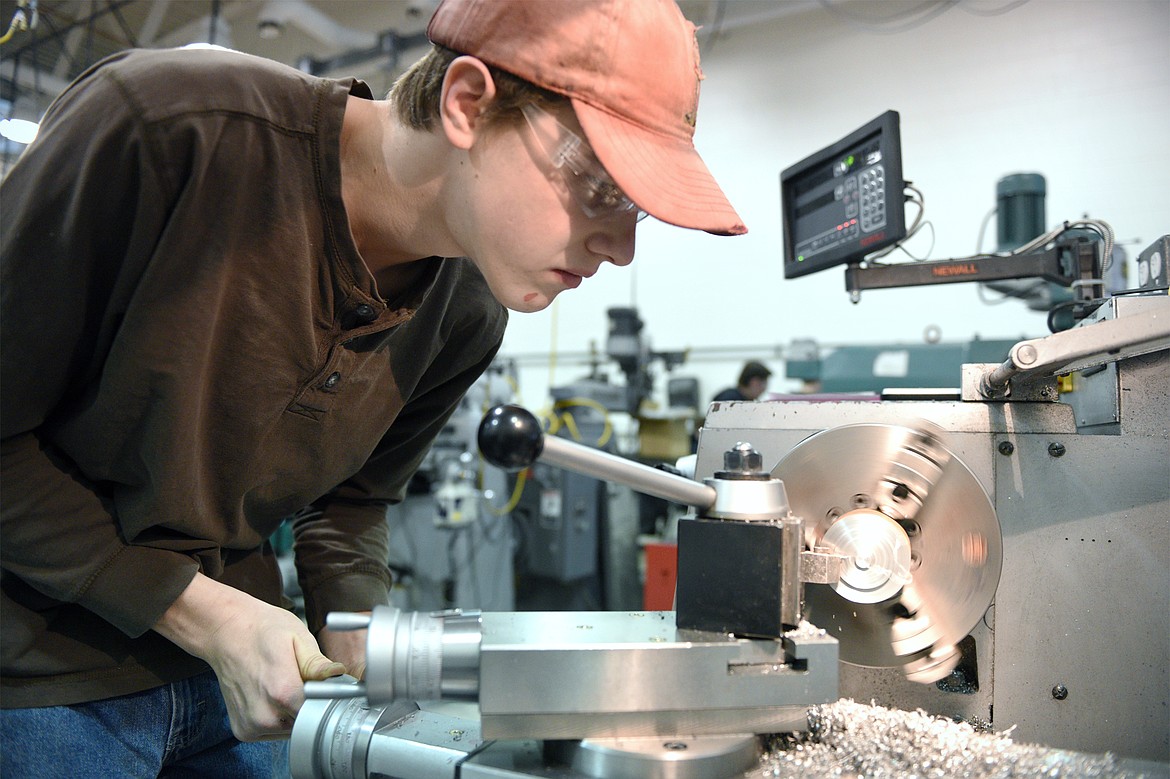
top-left (774, 422), bottom-right (1001, 680)
top-left (820, 509), bottom-right (911, 604)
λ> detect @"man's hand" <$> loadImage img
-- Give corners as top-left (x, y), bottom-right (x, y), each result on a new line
top-left (318, 614), bottom-right (369, 681)
top-left (154, 572), bottom-right (346, 741)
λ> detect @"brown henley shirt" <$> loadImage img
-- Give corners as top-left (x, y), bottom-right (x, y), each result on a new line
top-left (0, 47), bottom-right (507, 707)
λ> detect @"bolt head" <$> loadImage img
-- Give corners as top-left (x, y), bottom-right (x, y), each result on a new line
top-left (724, 442), bottom-right (763, 472)
top-left (1017, 344), bottom-right (1039, 365)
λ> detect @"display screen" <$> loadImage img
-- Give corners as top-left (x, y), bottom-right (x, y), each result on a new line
top-left (781, 111), bottom-right (906, 279)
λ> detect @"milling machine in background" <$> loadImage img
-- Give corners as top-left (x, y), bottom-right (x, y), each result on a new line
top-left (382, 359), bottom-right (521, 612)
top-left (506, 394), bottom-right (644, 613)
top-left (507, 305), bottom-right (697, 613)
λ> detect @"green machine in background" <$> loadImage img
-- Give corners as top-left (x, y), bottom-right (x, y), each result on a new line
top-left (785, 337), bottom-right (1018, 395)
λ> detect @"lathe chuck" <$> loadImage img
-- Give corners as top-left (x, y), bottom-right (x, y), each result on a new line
top-left (774, 422), bottom-right (1002, 680)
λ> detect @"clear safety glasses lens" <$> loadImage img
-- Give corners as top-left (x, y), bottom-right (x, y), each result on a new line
top-left (521, 103), bottom-right (647, 222)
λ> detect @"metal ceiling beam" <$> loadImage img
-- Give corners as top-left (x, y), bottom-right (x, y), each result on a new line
top-left (3, 0), bottom-right (138, 61)
top-left (0, 59), bottom-right (71, 108)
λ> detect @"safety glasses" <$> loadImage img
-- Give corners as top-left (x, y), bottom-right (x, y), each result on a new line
top-left (521, 103), bottom-right (647, 222)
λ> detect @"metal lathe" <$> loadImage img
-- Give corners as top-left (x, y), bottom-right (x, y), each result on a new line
top-left (291, 293), bottom-right (1169, 778)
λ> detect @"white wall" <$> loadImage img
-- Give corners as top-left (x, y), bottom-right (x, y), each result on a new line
top-left (499, 0), bottom-right (1170, 412)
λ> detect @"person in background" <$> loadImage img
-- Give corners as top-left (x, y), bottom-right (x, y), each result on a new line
top-left (712, 361), bottom-right (773, 402)
top-left (0, 0), bottom-right (745, 775)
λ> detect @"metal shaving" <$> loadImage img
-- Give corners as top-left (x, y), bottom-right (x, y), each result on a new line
top-left (749, 699), bottom-right (1158, 778)
top-left (785, 620), bottom-right (830, 639)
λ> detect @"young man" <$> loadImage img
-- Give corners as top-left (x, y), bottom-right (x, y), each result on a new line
top-left (713, 361), bottom-right (773, 402)
top-left (0, 0), bottom-right (745, 774)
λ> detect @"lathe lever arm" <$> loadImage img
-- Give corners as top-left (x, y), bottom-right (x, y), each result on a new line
top-left (477, 404), bottom-right (718, 509)
top-left (981, 304), bottom-right (1170, 395)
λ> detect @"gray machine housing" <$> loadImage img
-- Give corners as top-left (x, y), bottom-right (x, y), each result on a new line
top-left (697, 295), bottom-right (1170, 762)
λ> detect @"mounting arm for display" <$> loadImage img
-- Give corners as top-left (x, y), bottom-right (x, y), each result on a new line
top-left (844, 231), bottom-right (1103, 304)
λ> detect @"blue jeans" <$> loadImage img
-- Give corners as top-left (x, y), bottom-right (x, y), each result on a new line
top-left (0, 669), bottom-right (289, 777)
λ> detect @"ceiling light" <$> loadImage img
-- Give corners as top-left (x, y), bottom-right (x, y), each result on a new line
top-left (0, 117), bottom-right (38, 145)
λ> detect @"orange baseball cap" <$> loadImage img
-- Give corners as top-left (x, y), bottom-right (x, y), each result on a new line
top-left (427, 0), bottom-right (747, 236)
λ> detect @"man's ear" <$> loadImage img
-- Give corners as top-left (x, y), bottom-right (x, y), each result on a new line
top-left (440, 56), bottom-right (497, 151)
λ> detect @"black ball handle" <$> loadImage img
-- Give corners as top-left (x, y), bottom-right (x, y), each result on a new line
top-left (477, 404), bottom-right (545, 472)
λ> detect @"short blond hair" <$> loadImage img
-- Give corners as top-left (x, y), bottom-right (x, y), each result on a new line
top-left (391, 45), bottom-right (565, 131)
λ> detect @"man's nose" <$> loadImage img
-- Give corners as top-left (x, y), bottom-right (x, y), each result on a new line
top-left (587, 219), bottom-right (637, 267)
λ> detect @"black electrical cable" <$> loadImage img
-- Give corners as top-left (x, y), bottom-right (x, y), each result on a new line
top-left (1046, 299), bottom-right (1079, 333)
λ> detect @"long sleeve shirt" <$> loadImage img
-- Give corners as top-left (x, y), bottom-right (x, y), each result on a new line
top-left (0, 47), bottom-right (507, 707)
